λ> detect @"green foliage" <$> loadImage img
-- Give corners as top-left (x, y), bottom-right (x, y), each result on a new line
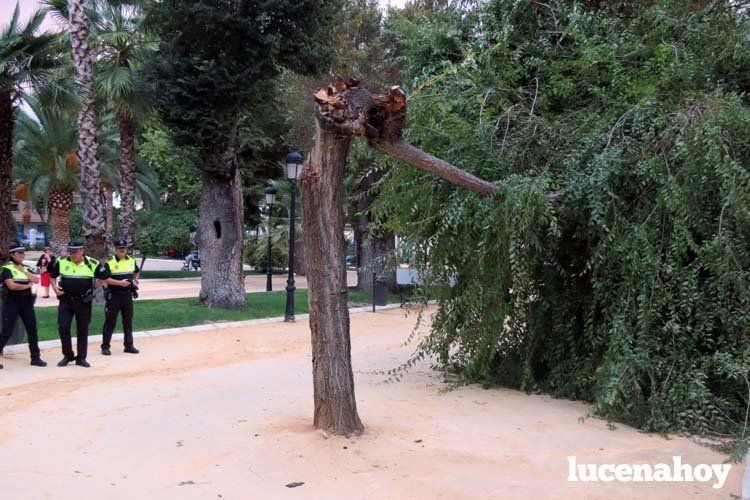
top-left (68, 206), bottom-right (83, 239)
top-left (135, 208), bottom-right (196, 255)
top-left (13, 95), bottom-right (78, 194)
top-left (245, 234), bottom-right (289, 272)
top-left (376, 0), bottom-right (750, 447)
top-left (143, 0), bottom-right (340, 179)
top-left (92, 0), bottom-right (154, 121)
top-left (138, 119), bottom-right (201, 207)
top-left (0, 4), bottom-right (61, 93)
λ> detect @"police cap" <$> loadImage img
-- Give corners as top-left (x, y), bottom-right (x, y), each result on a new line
top-left (67, 240), bottom-right (85, 252)
top-left (8, 240), bottom-right (24, 253)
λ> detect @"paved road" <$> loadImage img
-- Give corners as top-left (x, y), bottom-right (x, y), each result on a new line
top-left (32, 271), bottom-right (359, 307)
top-left (24, 255), bottom-right (252, 272)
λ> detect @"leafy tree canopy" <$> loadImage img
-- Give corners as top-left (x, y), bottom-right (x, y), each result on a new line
top-left (143, 0), bottom-right (340, 178)
top-left (376, 0), bottom-right (750, 453)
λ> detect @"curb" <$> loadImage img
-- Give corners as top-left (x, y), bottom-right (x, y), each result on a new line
top-left (2, 303), bottom-right (404, 356)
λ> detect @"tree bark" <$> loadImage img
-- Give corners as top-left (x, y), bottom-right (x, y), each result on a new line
top-left (293, 230), bottom-right (306, 276)
top-left (118, 110), bottom-right (137, 246)
top-left (102, 183), bottom-right (113, 234)
top-left (0, 91), bottom-right (14, 260)
top-left (357, 229), bottom-right (396, 292)
top-left (198, 168), bottom-right (247, 309)
top-left (50, 191), bottom-right (72, 256)
top-left (69, 0), bottom-right (107, 259)
top-left (370, 140), bottom-right (498, 196)
top-left (302, 117), bottom-right (364, 436)
top-left (351, 158), bottom-right (396, 292)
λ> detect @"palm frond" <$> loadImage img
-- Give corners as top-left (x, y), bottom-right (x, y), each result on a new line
top-left (1, 2), bottom-right (21, 38)
top-left (40, 0), bottom-right (69, 26)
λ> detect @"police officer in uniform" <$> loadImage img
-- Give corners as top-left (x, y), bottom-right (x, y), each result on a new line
top-left (0, 241), bottom-right (47, 368)
top-left (49, 241), bottom-right (108, 367)
top-left (101, 239), bottom-right (140, 355)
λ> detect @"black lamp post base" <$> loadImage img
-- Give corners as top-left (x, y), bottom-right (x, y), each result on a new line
top-left (284, 283), bottom-right (296, 322)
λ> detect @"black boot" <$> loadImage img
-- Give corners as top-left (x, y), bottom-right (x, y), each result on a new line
top-left (57, 356), bottom-right (75, 367)
top-left (30, 357), bottom-right (47, 367)
top-left (75, 359), bottom-right (91, 368)
top-left (101, 346), bottom-right (111, 356)
top-left (124, 346), bottom-right (139, 354)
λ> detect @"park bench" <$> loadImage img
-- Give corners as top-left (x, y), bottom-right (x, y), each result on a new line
top-left (396, 266), bottom-right (425, 308)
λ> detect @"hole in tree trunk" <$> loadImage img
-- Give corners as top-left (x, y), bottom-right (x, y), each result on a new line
top-left (214, 220), bottom-right (222, 239)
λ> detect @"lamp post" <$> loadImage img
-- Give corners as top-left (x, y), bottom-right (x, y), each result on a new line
top-left (264, 184), bottom-right (277, 292)
top-left (284, 149), bottom-right (304, 322)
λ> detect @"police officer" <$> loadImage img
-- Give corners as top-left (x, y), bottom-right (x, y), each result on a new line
top-left (0, 241), bottom-right (47, 368)
top-left (49, 241), bottom-right (108, 368)
top-left (101, 239), bottom-right (140, 355)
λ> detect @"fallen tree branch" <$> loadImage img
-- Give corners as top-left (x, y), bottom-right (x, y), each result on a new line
top-left (369, 140), bottom-right (499, 196)
top-left (313, 77), bottom-right (573, 209)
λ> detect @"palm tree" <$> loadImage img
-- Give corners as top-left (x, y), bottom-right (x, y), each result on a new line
top-left (93, 0), bottom-right (153, 247)
top-left (14, 98), bottom-right (159, 254)
top-left (97, 114), bottom-right (160, 236)
top-left (0, 4), bottom-right (60, 258)
top-left (54, 0), bottom-right (108, 258)
top-left (13, 96), bottom-right (78, 254)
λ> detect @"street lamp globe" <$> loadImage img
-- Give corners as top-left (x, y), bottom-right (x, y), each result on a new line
top-left (285, 150), bottom-right (304, 181)
top-left (264, 184), bottom-right (277, 206)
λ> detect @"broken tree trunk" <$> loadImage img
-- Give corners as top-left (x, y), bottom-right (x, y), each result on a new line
top-left (313, 79), bottom-right (503, 199)
top-left (314, 78), bottom-right (572, 204)
top-left (304, 77), bottom-right (567, 435)
top-left (301, 87), bottom-right (371, 435)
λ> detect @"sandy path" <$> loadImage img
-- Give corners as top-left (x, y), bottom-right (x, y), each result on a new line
top-left (0, 307), bottom-right (742, 499)
top-left (33, 271), bottom-right (358, 307)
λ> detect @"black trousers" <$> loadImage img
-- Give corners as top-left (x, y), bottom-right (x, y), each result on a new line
top-left (58, 298), bottom-right (92, 361)
top-left (0, 297), bottom-right (41, 359)
top-left (102, 292), bottom-right (134, 349)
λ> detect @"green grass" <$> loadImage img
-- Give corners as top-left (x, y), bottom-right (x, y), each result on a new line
top-left (33, 289), bottom-right (398, 342)
top-left (139, 270), bottom-right (281, 279)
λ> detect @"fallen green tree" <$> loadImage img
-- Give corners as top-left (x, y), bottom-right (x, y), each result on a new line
top-left (303, 0), bottom-right (750, 453)
top-left (368, 0), bottom-right (750, 455)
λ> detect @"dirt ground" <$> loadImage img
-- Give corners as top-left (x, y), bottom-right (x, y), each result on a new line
top-left (0, 307), bottom-right (742, 499)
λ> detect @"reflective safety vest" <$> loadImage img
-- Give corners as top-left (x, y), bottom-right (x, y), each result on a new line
top-left (107, 255), bottom-right (136, 278)
top-left (58, 256), bottom-right (99, 278)
top-left (1, 263), bottom-right (30, 283)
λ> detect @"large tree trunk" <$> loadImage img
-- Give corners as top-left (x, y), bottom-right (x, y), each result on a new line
top-left (102, 182), bottom-right (113, 234)
top-left (69, 0), bottom-right (107, 259)
top-left (118, 110), bottom-right (137, 246)
top-left (301, 117), bottom-right (364, 436)
top-left (49, 189), bottom-right (73, 256)
top-left (357, 229), bottom-right (396, 292)
top-left (0, 91), bottom-right (14, 260)
top-left (351, 158), bottom-right (396, 292)
top-left (293, 226), bottom-right (306, 276)
top-left (198, 168), bottom-right (247, 309)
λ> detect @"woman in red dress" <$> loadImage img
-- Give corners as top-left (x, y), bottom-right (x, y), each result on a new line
top-left (35, 247), bottom-right (55, 298)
